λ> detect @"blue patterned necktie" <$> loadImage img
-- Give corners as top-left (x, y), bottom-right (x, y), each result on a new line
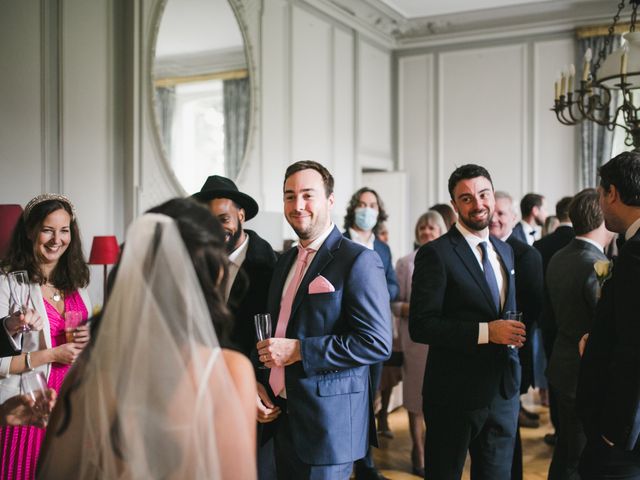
top-left (479, 241), bottom-right (501, 312)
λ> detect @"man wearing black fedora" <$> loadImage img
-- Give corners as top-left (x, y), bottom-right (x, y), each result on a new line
top-left (192, 175), bottom-right (278, 358)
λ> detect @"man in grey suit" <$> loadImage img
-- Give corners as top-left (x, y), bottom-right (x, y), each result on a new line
top-left (546, 188), bottom-right (614, 479)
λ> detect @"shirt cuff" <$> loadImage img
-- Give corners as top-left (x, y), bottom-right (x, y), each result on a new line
top-left (2, 317), bottom-right (22, 351)
top-left (478, 323), bottom-right (489, 344)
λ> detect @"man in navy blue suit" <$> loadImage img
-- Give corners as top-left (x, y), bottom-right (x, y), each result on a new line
top-left (256, 161), bottom-right (392, 480)
top-left (409, 164), bottom-right (525, 479)
top-left (577, 152), bottom-right (640, 479)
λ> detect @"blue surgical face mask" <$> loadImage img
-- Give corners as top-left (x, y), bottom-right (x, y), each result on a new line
top-left (354, 207), bottom-right (378, 231)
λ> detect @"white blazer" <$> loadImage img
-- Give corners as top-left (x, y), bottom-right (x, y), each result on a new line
top-left (0, 274), bottom-right (91, 402)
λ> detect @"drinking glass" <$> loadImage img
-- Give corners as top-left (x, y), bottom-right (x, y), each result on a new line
top-left (505, 310), bottom-right (523, 349)
top-left (7, 271), bottom-right (31, 332)
top-left (64, 311), bottom-right (83, 343)
top-left (254, 313), bottom-right (271, 369)
top-left (20, 371), bottom-right (48, 416)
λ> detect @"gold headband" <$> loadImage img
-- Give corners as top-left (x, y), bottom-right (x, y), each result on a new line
top-left (23, 193), bottom-right (76, 221)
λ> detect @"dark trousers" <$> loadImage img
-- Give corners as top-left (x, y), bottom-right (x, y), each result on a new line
top-left (258, 436), bottom-right (277, 480)
top-left (548, 389), bottom-right (586, 480)
top-left (511, 427), bottom-right (523, 480)
top-left (424, 392), bottom-right (519, 480)
top-left (274, 410), bottom-right (353, 480)
top-left (579, 435), bottom-right (640, 480)
top-left (354, 361), bottom-right (383, 473)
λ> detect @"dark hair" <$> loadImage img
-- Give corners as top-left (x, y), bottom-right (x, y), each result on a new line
top-left (343, 187), bottom-right (388, 234)
top-left (1, 199), bottom-right (89, 291)
top-left (599, 151), bottom-right (640, 206)
top-left (283, 160), bottom-right (334, 197)
top-left (569, 188), bottom-right (603, 235)
top-left (429, 204), bottom-right (456, 231)
top-left (555, 196), bottom-right (573, 221)
top-left (447, 164), bottom-right (493, 199)
top-left (520, 193), bottom-right (544, 218)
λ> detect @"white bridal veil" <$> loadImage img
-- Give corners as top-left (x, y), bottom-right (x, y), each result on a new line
top-left (38, 214), bottom-right (256, 479)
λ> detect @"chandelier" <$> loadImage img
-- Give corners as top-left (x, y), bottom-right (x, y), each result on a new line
top-left (553, 1), bottom-right (640, 150)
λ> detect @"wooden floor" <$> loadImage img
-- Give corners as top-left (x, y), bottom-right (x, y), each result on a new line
top-left (372, 390), bottom-right (554, 479)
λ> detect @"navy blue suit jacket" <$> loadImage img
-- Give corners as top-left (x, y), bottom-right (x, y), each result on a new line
top-left (409, 226), bottom-right (520, 410)
top-left (264, 226), bottom-right (392, 464)
top-left (577, 228), bottom-right (640, 450)
top-left (343, 231), bottom-right (399, 301)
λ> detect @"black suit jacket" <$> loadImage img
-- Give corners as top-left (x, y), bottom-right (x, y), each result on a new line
top-left (409, 226), bottom-right (519, 410)
top-left (577, 228), bottom-right (640, 450)
top-left (227, 230), bottom-right (278, 356)
top-left (511, 222), bottom-right (528, 245)
top-left (0, 325), bottom-right (19, 357)
top-left (546, 239), bottom-right (605, 399)
top-left (506, 235), bottom-right (544, 393)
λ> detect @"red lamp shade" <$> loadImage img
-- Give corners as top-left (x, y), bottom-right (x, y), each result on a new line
top-left (88, 236), bottom-right (119, 265)
top-left (0, 205), bottom-right (24, 259)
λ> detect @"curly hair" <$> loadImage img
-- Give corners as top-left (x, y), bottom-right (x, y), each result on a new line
top-left (343, 187), bottom-right (388, 235)
top-left (1, 198), bottom-right (89, 291)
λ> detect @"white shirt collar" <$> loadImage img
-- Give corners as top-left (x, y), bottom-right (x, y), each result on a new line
top-left (575, 236), bottom-right (605, 253)
top-left (348, 227), bottom-right (375, 250)
top-left (558, 222), bottom-right (572, 227)
top-left (455, 221), bottom-right (489, 247)
top-left (626, 217), bottom-right (640, 240)
top-left (228, 233), bottom-right (250, 267)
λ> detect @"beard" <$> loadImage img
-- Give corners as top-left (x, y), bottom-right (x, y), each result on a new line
top-left (225, 225), bottom-right (243, 253)
top-left (460, 208), bottom-right (492, 232)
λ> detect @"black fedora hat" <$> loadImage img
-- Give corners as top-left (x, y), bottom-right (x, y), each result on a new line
top-left (191, 175), bottom-right (259, 220)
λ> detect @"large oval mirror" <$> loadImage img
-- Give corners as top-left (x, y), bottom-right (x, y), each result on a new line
top-left (152, 0), bottom-right (251, 193)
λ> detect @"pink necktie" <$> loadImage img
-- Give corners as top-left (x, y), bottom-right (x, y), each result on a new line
top-left (269, 245), bottom-right (314, 396)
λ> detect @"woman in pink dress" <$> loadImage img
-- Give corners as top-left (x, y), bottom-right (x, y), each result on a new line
top-left (393, 210), bottom-right (447, 477)
top-left (0, 194), bottom-right (91, 480)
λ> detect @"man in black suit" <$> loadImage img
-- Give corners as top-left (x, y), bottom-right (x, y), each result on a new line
top-left (511, 193), bottom-right (548, 245)
top-left (193, 175), bottom-right (278, 357)
top-left (410, 164), bottom-right (525, 479)
top-left (546, 189), bottom-right (613, 479)
top-left (490, 191), bottom-right (544, 480)
top-left (577, 152), bottom-right (640, 479)
top-left (534, 195), bottom-right (575, 443)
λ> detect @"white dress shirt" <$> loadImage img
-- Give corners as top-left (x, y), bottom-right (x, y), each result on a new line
top-left (225, 234), bottom-right (250, 302)
top-left (575, 236), bottom-right (605, 253)
top-left (455, 222), bottom-right (508, 344)
top-left (626, 216), bottom-right (640, 240)
top-left (519, 220), bottom-right (539, 245)
top-left (348, 228), bottom-right (375, 250)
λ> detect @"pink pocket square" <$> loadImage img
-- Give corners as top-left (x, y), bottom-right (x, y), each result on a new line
top-left (308, 275), bottom-right (335, 294)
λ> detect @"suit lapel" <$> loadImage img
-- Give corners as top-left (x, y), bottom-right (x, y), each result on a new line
top-left (450, 228), bottom-right (498, 315)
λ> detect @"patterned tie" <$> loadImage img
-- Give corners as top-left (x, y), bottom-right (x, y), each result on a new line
top-left (479, 241), bottom-right (501, 313)
top-left (269, 245), bottom-right (314, 396)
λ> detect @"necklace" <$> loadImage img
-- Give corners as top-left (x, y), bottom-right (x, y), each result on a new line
top-left (44, 283), bottom-right (62, 302)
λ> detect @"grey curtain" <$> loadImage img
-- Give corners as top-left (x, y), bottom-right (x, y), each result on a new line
top-left (154, 86), bottom-right (176, 161)
top-left (578, 35), bottom-right (621, 188)
top-left (223, 77), bottom-right (250, 179)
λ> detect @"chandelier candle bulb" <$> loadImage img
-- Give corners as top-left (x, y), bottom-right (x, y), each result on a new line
top-left (621, 44), bottom-right (629, 76)
top-left (568, 64), bottom-right (575, 92)
top-left (555, 81), bottom-right (560, 101)
top-left (582, 47), bottom-right (592, 82)
top-left (560, 72), bottom-right (566, 96)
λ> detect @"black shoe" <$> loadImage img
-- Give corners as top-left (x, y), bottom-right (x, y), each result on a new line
top-left (520, 405), bottom-right (540, 421)
top-left (544, 432), bottom-right (557, 446)
top-left (412, 465), bottom-right (425, 477)
top-left (354, 466), bottom-right (390, 480)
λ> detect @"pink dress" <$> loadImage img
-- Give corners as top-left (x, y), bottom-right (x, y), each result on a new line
top-left (0, 291), bottom-right (87, 480)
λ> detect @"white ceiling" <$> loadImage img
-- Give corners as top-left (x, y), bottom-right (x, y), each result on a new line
top-left (379, 0), bottom-right (557, 19)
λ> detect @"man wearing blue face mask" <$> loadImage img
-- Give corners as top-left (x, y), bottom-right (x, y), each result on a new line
top-left (344, 187), bottom-right (399, 480)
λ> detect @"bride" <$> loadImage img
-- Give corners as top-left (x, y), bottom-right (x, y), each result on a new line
top-left (37, 199), bottom-right (257, 479)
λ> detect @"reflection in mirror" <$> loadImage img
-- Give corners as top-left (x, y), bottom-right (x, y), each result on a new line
top-left (153, 0), bottom-right (250, 193)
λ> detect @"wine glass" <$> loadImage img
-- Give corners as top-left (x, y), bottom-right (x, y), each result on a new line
top-left (254, 313), bottom-right (271, 369)
top-left (64, 311), bottom-right (83, 343)
top-left (7, 271), bottom-right (32, 332)
top-left (20, 371), bottom-right (49, 417)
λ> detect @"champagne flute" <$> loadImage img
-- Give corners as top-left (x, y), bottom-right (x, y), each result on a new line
top-left (7, 271), bottom-right (32, 332)
top-left (254, 313), bottom-right (271, 369)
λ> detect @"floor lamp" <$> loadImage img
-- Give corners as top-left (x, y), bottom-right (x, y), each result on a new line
top-left (88, 236), bottom-right (119, 305)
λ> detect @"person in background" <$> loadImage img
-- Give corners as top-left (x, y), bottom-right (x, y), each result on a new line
top-left (543, 215), bottom-right (560, 237)
top-left (343, 187), bottom-right (398, 480)
top-left (429, 203), bottom-right (457, 231)
top-left (377, 222), bottom-right (390, 244)
top-left (512, 193), bottom-right (548, 245)
top-left (38, 198), bottom-right (257, 479)
top-left (393, 210), bottom-right (446, 477)
top-left (0, 194), bottom-right (91, 480)
top-left (546, 189), bottom-right (613, 479)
